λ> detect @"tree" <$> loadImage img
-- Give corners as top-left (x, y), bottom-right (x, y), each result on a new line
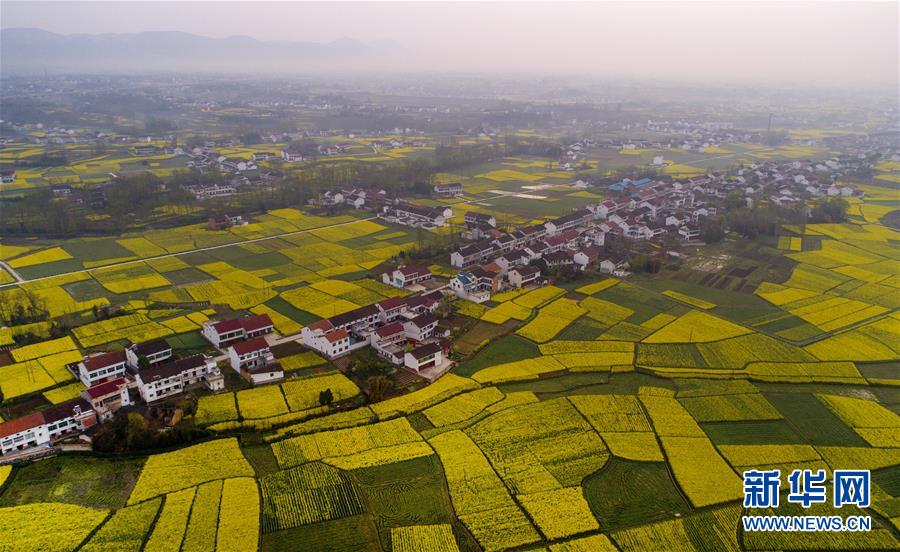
top-left (366, 376), bottom-right (393, 403)
top-left (125, 412), bottom-right (149, 449)
top-left (137, 355), bottom-right (150, 372)
top-left (701, 218), bottom-right (725, 243)
top-left (318, 388), bottom-right (334, 406)
top-left (724, 189), bottom-right (745, 211)
top-left (810, 197), bottom-right (848, 223)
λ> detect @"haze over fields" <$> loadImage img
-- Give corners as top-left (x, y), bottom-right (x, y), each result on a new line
top-left (2, 1), bottom-right (898, 88)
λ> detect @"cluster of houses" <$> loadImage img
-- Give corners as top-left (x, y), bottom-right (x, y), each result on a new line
top-left (0, 313), bottom-right (279, 458)
top-left (300, 289), bottom-right (450, 373)
top-left (186, 148), bottom-right (258, 175)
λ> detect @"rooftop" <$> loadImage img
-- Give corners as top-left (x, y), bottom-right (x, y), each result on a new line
top-left (83, 351), bottom-right (126, 373)
top-left (231, 337), bottom-right (270, 355)
top-left (84, 378), bottom-right (126, 400)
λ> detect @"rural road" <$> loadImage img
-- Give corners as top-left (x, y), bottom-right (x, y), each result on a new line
top-left (0, 260), bottom-right (24, 283)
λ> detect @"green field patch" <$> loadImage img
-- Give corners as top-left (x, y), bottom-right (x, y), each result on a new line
top-left (260, 514), bottom-right (380, 552)
top-left (702, 420), bottom-right (805, 445)
top-left (63, 278), bottom-right (110, 301)
top-left (351, 455), bottom-right (475, 551)
top-left (264, 295), bottom-right (321, 326)
top-left (0, 455), bottom-right (144, 510)
top-left (454, 334), bottom-right (540, 377)
top-left (766, 393), bottom-right (868, 446)
top-left (259, 462), bottom-right (364, 532)
top-left (63, 238), bottom-right (134, 262)
top-left (15, 258), bottom-right (84, 279)
top-left (583, 459), bottom-right (690, 531)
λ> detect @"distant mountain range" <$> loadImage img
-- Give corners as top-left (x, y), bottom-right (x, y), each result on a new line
top-left (0, 28), bottom-right (406, 73)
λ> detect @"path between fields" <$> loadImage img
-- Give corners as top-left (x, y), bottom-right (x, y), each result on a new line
top-left (0, 261), bottom-right (24, 283)
top-left (0, 192), bottom-right (502, 289)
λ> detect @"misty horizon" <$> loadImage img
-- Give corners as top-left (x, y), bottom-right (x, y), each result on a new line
top-left (2, 1), bottom-right (898, 90)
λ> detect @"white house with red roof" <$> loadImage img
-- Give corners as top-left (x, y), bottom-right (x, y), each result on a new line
top-left (0, 399), bottom-right (96, 456)
top-left (137, 354), bottom-right (224, 401)
top-left (202, 314), bottom-right (274, 348)
top-left (573, 246), bottom-right (601, 270)
top-left (382, 265), bottom-right (432, 288)
top-left (371, 321), bottom-right (407, 364)
top-left (82, 378), bottom-right (131, 422)
top-left (402, 313), bottom-right (439, 342)
top-left (228, 338), bottom-right (282, 384)
top-left (404, 342), bottom-right (443, 372)
top-left (376, 297), bottom-right (408, 323)
top-left (301, 320), bottom-right (355, 359)
top-left (77, 351), bottom-right (127, 387)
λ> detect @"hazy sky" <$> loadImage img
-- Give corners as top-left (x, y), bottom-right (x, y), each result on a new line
top-left (3, 1), bottom-right (898, 86)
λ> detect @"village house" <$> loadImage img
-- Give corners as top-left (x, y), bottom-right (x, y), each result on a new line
top-left (0, 170), bottom-right (17, 184)
top-left (137, 354), bottom-right (225, 401)
top-left (188, 184), bottom-right (237, 200)
top-left (77, 351), bottom-right (128, 387)
top-left (382, 265), bottom-right (433, 288)
top-left (371, 322), bottom-right (407, 364)
top-left (540, 250), bottom-right (575, 270)
top-left (125, 340), bottom-right (172, 370)
top-left (544, 209), bottom-right (593, 235)
top-left (0, 399), bottom-right (96, 456)
top-left (207, 214), bottom-right (245, 231)
top-left (301, 321), bottom-right (354, 359)
top-left (402, 312), bottom-right (439, 342)
top-left (227, 338), bottom-right (282, 385)
top-left (508, 265), bottom-right (541, 288)
top-left (376, 296), bottom-right (409, 323)
top-left (494, 249), bottom-right (530, 275)
top-left (202, 314), bottom-right (274, 348)
top-left (132, 144), bottom-right (160, 155)
top-left (573, 247), bottom-right (601, 270)
top-left (450, 241), bottom-right (495, 268)
top-left (450, 270), bottom-right (492, 303)
top-left (281, 148), bottom-right (304, 162)
top-left (433, 182), bottom-right (463, 197)
top-left (404, 342), bottom-right (444, 373)
top-left (389, 203), bottom-right (450, 227)
top-left (404, 292), bottom-right (441, 314)
top-left (313, 190), bottom-right (344, 207)
top-left (465, 212), bottom-right (497, 228)
top-left (251, 151), bottom-right (277, 162)
top-left (328, 305), bottom-right (381, 334)
top-left (82, 378), bottom-right (131, 422)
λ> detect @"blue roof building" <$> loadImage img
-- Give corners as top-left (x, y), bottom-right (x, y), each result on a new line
top-left (609, 177), bottom-right (652, 192)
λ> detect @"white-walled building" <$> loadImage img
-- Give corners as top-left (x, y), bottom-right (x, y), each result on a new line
top-left (404, 342), bottom-right (443, 372)
top-left (202, 315), bottom-right (274, 348)
top-left (77, 351), bottom-right (128, 387)
top-left (125, 339), bottom-right (172, 370)
top-left (83, 378), bottom-right (131, 422)
top-left (301, 320), bottom-right (354, 359)
top-left (136, 355), bottom-right (224, 403)
top-left (0, 399), bottom-right (96, 456)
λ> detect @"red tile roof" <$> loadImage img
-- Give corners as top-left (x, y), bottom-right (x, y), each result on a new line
top-left (231, 337), bottom-right (269, 355)
top-left (306, 319), bottom-right (334, 332)
top-left (0, 412), bottom-right (46, 439)
top-left (377, 296), bottom-right (407, 311)
top-left (84, 378), bottom-right (126, 400)
top-left (324, 329), bottom-right (349, 343)
top-left (83, 351), bottom-right (126, 373)
top-left (212, 318), bottom-right (243, 334)
top-left (398, 265), bottom-right (430, 278)
top-left (242, 314), bottom-right (273, 333)
top-left (374, 322), bottom-right (404, 338)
